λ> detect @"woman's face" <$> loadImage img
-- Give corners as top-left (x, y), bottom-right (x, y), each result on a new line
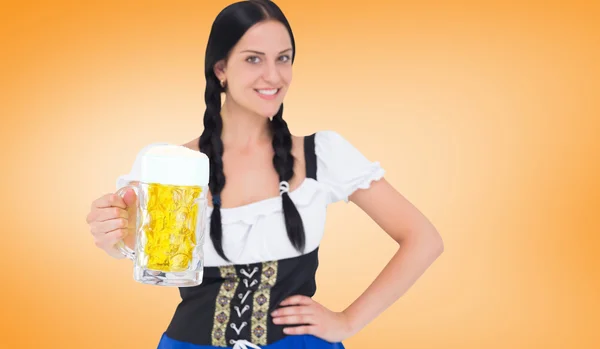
top-left (216, 20), bottom-right (293, 119)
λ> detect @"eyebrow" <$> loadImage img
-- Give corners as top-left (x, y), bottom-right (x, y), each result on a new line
top-left (240, 48), bottom-right (293, 55)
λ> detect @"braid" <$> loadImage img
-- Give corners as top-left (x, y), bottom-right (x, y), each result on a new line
top-left (199, 91), bottom-right (306, 259)
top-left (270, 104), bottom-right (306, 252)
top-left (198, 77), bottom-right (229, 262)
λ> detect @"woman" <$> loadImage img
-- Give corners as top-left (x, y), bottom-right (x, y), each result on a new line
top-left (86, 1), bottom-right (444, 348)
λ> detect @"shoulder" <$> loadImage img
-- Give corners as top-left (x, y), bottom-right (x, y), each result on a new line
top-left (181, 137), bottom-right (200, 151)
top-left (313, 130), bottom-right (349, 146)
top-left (308, 130), bottom-right (386, 204)
top-left (312, 130), bottom-right (364, 160)
top-left (292, 129), bottom-right (361, 163)
top-left (289, 130), bottom-right (346, 152)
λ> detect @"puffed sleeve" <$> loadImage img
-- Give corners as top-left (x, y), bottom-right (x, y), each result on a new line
top-left (115, 142), bottom-right (170, 190)
top-left (315, 130), bottom-right (385, 204)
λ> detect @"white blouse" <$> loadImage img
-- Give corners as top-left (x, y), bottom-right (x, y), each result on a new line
top-left (116, 130), bottom-right (385, 267)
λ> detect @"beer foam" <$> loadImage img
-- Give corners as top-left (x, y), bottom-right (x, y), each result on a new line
top-left (144, 144), bottom-right (206, 159)
top-left (140, 145), bottom-right (209, 186)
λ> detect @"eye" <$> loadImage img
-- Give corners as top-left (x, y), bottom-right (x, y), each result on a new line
top-left (279, 55), bottom-right (291, 62)
top-left (246, 56), bottom-right (260, 64)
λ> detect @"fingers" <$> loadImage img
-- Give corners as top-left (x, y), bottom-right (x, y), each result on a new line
top-left (279, 295), bottom-right (313, 306)
top-left (273, 314), bottom-right (317, 326)
top-left (93, 228), bottom-right (128, 251)
top-left (91, 207), bottom-right (129, 223)
top-left (87, 191), bottom-right (136, 259)
top-left (89, 217), bottom-right (130, 237)
top-left (87, 192), bottom-right (130, 225)
top-left (122, 188), bottom-right (138, 207)
top-left (272, 298), bottom-right (318, 327)
top-left (271, 306), bottom-right (313, 317)
top-left (282, 325), bottom-right (317, 335)
top-left (91, 193), bottom-right (127, 211)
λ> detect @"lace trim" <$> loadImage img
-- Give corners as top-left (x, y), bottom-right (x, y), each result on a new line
top-left (340, 162), bottom-right (386, 203)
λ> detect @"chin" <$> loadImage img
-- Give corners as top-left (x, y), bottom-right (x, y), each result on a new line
top-left (254, 105), bottom-right (283, 119)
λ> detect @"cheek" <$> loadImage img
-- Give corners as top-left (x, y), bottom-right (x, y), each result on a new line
top-left (282, 67), bottom-right (293, 85)
top-left (226, 76), bottom-right (255, 100)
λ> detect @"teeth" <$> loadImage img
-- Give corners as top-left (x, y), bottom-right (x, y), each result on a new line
top-left (257, 89), bottom-right (278, 96)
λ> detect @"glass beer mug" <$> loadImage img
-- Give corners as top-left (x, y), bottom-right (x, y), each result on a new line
top-left (114, 144), bottom-right (209, 287)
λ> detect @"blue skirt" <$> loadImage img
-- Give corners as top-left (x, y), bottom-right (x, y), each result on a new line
top-left (157, 332), bottom-right (345, 349)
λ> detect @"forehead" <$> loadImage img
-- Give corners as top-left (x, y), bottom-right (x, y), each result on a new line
top-left (233, 20), bottom-right (292, 54)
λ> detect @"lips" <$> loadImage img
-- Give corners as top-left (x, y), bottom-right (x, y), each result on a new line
top-left (255, 88), bottom-right (281, 100)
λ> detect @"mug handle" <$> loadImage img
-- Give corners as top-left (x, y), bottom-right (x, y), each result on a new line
top-left (114, 184), bottom-right (140, 260)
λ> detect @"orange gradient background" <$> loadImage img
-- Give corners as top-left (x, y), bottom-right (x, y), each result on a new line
top-left (1, 0), bottom-right (599, 348)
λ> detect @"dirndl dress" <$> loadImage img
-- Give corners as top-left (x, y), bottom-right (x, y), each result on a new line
top-left (115, 131), bottom-right (385, 349)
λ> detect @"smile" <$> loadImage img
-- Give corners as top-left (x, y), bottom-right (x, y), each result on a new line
top-left (255, 88), bottom-right (280, 100)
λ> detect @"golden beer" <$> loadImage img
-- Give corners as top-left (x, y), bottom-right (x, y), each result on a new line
top-left (142, 183), bottom-right (203, 272)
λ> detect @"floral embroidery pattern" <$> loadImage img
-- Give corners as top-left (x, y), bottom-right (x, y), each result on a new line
top-left (251, 261), bottom-right (278, 345)
top-left (211, 266), bottom-right (239, 347)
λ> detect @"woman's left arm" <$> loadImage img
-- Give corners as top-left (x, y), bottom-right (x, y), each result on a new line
top-left (340, 177), bottom-right (444, 335)
top-left (272, 178), bottom-right (444, 342)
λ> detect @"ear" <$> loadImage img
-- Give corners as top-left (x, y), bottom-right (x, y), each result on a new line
top-left (213, 60), bottom-right (227, 81)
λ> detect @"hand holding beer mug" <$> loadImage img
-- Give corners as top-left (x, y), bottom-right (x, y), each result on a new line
top-left (114, 145), bottom-right (209, 287)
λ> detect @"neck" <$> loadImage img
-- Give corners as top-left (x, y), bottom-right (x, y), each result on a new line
top-left (220, 97), bottom-right (273, 150)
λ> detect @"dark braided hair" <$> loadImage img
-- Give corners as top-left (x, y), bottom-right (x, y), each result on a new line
top-left (199, 0), bottom-right (305, 262)
top-left (270, 104), bottom-right (305, 252)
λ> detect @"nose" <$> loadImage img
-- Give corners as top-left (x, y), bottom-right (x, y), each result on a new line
top-left (262, 61), bottom-right (282, 86)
